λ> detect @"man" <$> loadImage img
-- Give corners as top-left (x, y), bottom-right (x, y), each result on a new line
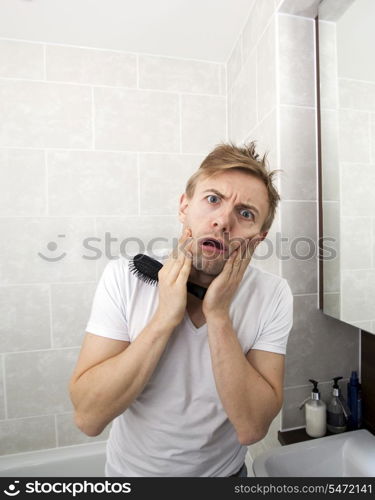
top-left (69, 142), bottom-right (293, 477)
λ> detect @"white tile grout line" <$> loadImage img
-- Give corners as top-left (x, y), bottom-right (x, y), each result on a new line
top-left (43, 44), bottom-right (47, 81)
top-left (278, 12), bottom-right (317, 22)
top-left (54, 413), bottom-right (59, 447)
top-left (0, 75), bottom-right (224, 99)
top-left (136, 54), bottom-right (139, 89)
top-left (1, 354), bottom-right (8, 419)
top-left (275, 12), bottom-right (282, 280)
top-left (225, 70), bottom-right (228, 142)
top-left (313, 11), bottom-right (320, 309)
top-left (0, 412), bottom-right (72, 423)
top-left (48, 284), bottom-right (54, 349)
top-left (137, 152), bottom-right (141, 216)
top-left (178, 94), bottom-right (182, 153)
top-left (0, 36), bottom-right (226, 66)
top-left (94, 216), bottom-right (99, 282)
top-left (1, 346), bottom-right (80, 356)
top-left (91, 87), bottom-right (95, 150)
top-left (0, 146), bottom-right (213, 156)
top-left (44, 150), bottom-right (48, 216)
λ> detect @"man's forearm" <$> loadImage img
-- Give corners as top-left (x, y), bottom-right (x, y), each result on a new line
top-left (70, 312), bottom-right (175, 436)
top-left (206, 314), bottom-right (281, 445)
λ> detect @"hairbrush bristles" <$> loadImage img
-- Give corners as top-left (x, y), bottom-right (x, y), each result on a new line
top-left (128, 254), bottom-right (163, 286)
top-left (128, 253), bottom-right (207, 300)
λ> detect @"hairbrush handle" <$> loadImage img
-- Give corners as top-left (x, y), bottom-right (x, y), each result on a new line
top-left (187, 281), bottom-right (207, 300)
top-left (129, 253), bottom-right (207, 300)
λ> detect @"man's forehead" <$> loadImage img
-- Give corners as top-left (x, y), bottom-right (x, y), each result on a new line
top-left (192, 171), bottom-right (270, 222)
top-left (195, 171), bottom-right (267, 198)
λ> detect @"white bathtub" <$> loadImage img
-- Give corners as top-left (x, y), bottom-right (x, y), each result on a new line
top-left (0, 441), bottom-right (107, 477)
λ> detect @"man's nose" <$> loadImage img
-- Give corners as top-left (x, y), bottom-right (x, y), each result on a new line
top-left (211, 209), bottom-right (233, 232)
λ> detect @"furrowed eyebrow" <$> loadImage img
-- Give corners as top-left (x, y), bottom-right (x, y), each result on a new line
top-left (202, 188), bottom-right (260, 216)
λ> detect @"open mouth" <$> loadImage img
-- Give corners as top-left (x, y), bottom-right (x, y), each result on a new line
top-left (199, 238), bottom-right (227, 253)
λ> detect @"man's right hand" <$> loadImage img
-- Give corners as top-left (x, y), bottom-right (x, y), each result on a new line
top-left (154, 228), bottom-right (194, 329)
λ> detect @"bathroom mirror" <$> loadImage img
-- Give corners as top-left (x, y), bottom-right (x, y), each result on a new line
top-left (318, 0), bottom-right (375, 334)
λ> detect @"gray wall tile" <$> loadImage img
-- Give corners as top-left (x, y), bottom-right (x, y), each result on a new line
top-left (226, 35), bottom-right (242, 91)
top-left (94, 87), bottom-right (179, 152)
top-left (341, 270), bottom-right (375, 323)
top-left (139, 55), bottom-right (221, 95)
top-left (51, 283), bottom-right (97, 348)
top-left (228, 50), bottom-right (257, 142)
top-left (0, 40), bottom-right (44, 80)
top-left (285, 294), bottom-right (359, 387)
top-left (279, 106), bottom-right (317, 201)
top-left (0, 149), bottom-right (46, 216)
top-left (339, 78), bottom-right (375, 112)
top-left (341, 163), bottom-right (375, 216)
top-left (242, 0), bottom-right (274, 64)
top-left (322, 201), bottom-right (340, 293)
top-left (341, 217), bottom-right (372, 270)
top-left (321, 109), bottom-right (340, 201)
top-left (181, 94), bottom-right (226, 154)
top-left (339, 110), bottom-right (370, 163)
top-left (5, 348), bottom-right (79, 418)
top-left (278, 15), bottom-right (315, 107)
top-left (139, 153), bottom-right (203, 215)
top-left (280, 201), bottom-right (318, 295)
top-left (95, 215), bottom-right (181, 276)
top-left (0, 416), bottom-right (56, 456)
top-left (0, 356), bottom-right (5, 420)
top-left (0, 285), bottom-right (51, 353)
top-left (46, 45), bottom-right (137, 87)
top-left (48, 151), bottom-right (138, 216)
top-left (0, 217), bottom-right (96, 284)
top-left (0, 81), bottom-right (92, 148)
top-left (257, 18), bottom-right (276, 122)
top-left (318, 21), bottom-right (339, 110)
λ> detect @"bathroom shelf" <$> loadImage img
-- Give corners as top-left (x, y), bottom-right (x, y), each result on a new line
top-left (278, 428), bottom-right (336, 446)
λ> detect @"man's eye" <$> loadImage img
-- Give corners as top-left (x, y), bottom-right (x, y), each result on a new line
top-left (240, 208), bottom-right (254, 220)
top-left (207, 194), bottom-right (220, 203)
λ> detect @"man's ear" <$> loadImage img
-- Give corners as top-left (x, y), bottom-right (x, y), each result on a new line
top-left (258, 231), bottom-right (268, 242)
top-left (178, 192), bottom-right (189, 224)
top-left (250, 231), bottom-right (268, 250)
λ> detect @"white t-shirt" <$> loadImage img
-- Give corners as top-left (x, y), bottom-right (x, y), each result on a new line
top-left (86, 252), bottom-right (293, 477)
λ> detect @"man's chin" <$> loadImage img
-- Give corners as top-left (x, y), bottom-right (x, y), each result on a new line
top-left (192, 253), bottom-right (226, 276)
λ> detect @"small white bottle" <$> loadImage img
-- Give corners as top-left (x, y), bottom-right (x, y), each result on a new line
top-left (299, 379), bottom-right (327, 438)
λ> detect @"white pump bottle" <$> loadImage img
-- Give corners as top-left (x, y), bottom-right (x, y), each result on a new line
top-left (299, 379), bottom-right (327, 438)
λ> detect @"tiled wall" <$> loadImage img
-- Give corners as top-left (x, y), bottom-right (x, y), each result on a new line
top-left (0, 39), bottom-right (226, 455)
top-left (0, 1), bottom-right (363, 460)
top-left (339, 74), bottom-right (375, 330)
top-left (227, 0), bottom-right (360, 460)
top-left (276, 8), bottom-right (359, 446)
top-left (320, 19), bottom-right (375, 331)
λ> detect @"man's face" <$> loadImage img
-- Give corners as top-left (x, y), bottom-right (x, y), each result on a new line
top-left (178, 169), bottom-right (270, 277)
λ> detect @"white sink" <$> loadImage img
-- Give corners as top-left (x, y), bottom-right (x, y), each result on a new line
top-left (252, 429), bottom-right (375, 477)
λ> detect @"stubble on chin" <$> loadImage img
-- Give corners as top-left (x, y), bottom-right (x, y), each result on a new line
top-left (191, 252), bottom-right (225, 276)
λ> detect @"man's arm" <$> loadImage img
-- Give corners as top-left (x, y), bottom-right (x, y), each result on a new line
top-left (206, 314), bottom-right (284, 445)
top-left (70, 229), bottom-right (194, 437)
top-left (69, 313), bottom-right (175, 437)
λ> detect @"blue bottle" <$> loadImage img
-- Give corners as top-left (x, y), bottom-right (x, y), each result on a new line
top-left (347, 371), bottom-right (360, 429)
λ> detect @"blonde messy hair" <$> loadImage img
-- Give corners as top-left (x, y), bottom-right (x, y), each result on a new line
top-left (185, 141), bottom-right (280, 231)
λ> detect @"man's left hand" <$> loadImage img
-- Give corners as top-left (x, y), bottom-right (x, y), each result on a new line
top-left (202, 238), bottom-right (259, 320)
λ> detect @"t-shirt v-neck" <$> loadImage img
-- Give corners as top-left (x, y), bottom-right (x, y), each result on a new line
top-left (184, 310), bottom-right (207, 334)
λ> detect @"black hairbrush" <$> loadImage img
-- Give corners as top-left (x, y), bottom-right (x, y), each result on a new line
top-left (129, 253), bottom-right (207, 300)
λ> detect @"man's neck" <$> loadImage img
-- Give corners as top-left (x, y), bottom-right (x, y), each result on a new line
top-left (188, 267), bottom-right (216, 288)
